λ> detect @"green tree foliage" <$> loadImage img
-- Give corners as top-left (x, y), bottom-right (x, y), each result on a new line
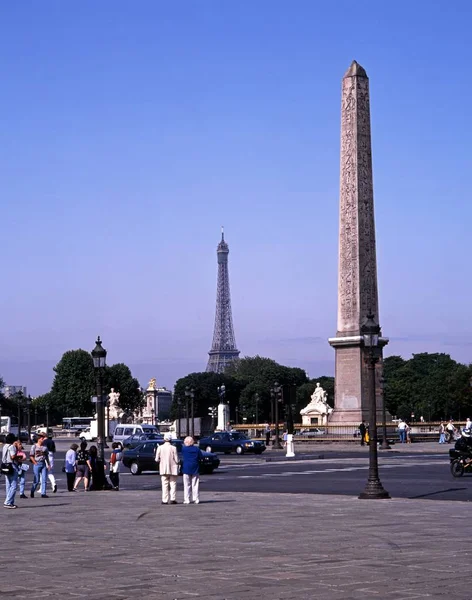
top-left (227, 356), bottom-right (308, 422)
top-left (294, 376), bottom-right (335, 418)
top-left (104, 363), bottom-right (143, 415)
top-left (384, 353), bottom-right (472, 421)
top-left (49, 349), bottom-right (96, 417)
top-left (172, 372), bottom-right (242, 422)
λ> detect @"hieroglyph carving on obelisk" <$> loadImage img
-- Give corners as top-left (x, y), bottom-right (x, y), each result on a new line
top-left (329, 61), bottom-right (388, 423)
top-left (338, 60), bottom-right (378, 334)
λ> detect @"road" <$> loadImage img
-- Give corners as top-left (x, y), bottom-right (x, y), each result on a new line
top-left (48, 440), bottom-right (472, 502)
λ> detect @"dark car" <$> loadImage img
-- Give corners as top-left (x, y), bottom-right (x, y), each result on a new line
top-left (122, 433), bottom-right (163, 449)
top-left (122, 440), bottom-right (220, 476)
top-left (199, 432), bottom-right (266, 455)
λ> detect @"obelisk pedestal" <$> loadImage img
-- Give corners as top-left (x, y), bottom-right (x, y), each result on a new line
top-left (328, 61), bottom-right (388, 423)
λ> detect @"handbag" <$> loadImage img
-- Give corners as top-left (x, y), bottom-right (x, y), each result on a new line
top-left (1, 462), bottom-right (14, 475)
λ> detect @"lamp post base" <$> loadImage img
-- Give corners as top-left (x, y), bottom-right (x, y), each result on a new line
top-left (359, 478), bottom-right (391, 499)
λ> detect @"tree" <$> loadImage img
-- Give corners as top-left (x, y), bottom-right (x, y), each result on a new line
top-left (172, 372), bottom-right (242, 423)
top-left (383, 353), bottom-right (472, 421)
top-left (49, 349), bottom-right (95, 417)
top-left (227, 356), bottom-right (308, 422)
top-left (104, 363), bottom-right (143, 416)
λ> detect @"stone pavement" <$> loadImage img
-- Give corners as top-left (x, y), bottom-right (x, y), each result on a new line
top-left (0, 483), bottom-right (470, 600)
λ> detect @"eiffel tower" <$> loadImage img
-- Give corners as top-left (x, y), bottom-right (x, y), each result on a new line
top-left (206, 228), bottom-right (240, 373)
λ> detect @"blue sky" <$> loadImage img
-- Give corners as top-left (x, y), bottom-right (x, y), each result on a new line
top-left (1, 1), bottom-right (471, 395)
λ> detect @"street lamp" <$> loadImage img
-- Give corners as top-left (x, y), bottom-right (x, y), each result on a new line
top-left (91, 335), bottom-right (107, 489)
top-left (176, 397), bottom-right (182, 438)
top-left (45, 404), bottom-right (50, 432)
top-left (359, 313), bottom-right (390, 499)
top-left (26, 396), bottom-right (32, 440)
top-left (254, 393), bottom-right (259, 425)
top-left (152, 388), bottom-right (158, 425)
top-left (379, 377), bottom-right (391, 450)
top-left (271, 382), bottom-right (283, 449)
top-left (185, 387), bottom-right (195, 438)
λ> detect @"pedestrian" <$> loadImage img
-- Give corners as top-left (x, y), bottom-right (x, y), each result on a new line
top-left (73, 441), bottom-right (92, 491)
top-left (446, 419), bottom-right (456, 443)
top-left (397, 420), bottom-right (407, 443)
top-left (359, 421), bottom-right (367, 446)
top-left (65, 443), bottom-right (78, 491)
top-left (43, 432), bottom-right (57, 493)
top-left (155, 432), bottom-right (180, 505)
top-left (14, 440), bottom-right (29, 499)
top-left (438, 423), bottom-right (446, 444)
top-left (30, 432), bottom-right (51, 498)
top-left (406, 423), bottom-right (412, 444)
top-left (282, 430), bottom-right (288, 448)
top-left (463, 418), bottom-right (472, 434)
top-left (2, 433), bottom-right (19, 509)
top-left (88, 445), bottom-right (100, 490)
top-left (265, 424), bottom-right (271, 446)
top-left (109, 442), bottom-right (123, 490)
top-left (181, 436), bottom-right (203, 505)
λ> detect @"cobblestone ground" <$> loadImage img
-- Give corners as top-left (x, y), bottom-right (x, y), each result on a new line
top-left (0, 488), bottom-right (470, 600)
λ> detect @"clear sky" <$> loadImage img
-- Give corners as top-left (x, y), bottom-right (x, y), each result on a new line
top-left (1, 1), bottom-right (471, 395)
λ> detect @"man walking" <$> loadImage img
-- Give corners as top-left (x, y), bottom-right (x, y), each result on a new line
top-left (30, 432), bottom-right (50, 498)
top-left (44, 432), bottom-right (57, 493)
top-left (155, 433), bottom-right (180, 504)
top-left (265, 424), bottom-right (271, 446)
top-left (359, 421), bottom-right (367, 446)
top-left (397, 420), bottom-right (407, 444)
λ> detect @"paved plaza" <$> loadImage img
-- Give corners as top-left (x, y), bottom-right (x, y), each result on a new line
top-left (1, 480), bottom-right (470, 600)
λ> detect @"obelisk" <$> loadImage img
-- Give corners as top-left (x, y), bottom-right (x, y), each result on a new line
top-left (328, 60), bottom-right (388, 423)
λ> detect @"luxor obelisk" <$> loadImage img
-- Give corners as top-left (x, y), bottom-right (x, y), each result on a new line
top-left (329, 60), bottom-right (388, 422)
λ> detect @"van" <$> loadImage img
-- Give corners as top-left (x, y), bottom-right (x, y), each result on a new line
top-left (113, 424), bottom-right (159, 443)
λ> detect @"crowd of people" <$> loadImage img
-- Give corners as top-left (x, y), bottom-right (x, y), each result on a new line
top-left (1, 431), bottom-right (124, 509)
top-left (2, 430), bottom-right (204, 509)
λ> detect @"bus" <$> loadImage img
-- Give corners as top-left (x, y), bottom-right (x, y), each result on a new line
top-left (62, 417), bottom-right (94, 432)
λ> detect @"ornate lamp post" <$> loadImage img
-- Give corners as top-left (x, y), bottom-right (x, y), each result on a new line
top-left (254, 393), bottom-right (259, 425)
top-left (176, 397), bottom-right (182, 438)
top-left (185, 387), bottom-right (195, 438)
top-left (152, 388), bottom-right (158, 425)
top-left (17, 395), bottom-right (22, 439)
top-left (359, 313), bottom-right (390, 499)
top-left (379, 377), bottom-right (391, 450)
top-left (271, 382), bottom-right (283, 449)
top-left (26, 396), bottom-right (32, 441)
top-left (34, 407), bottom-right (38, 427)
top-left (91, 336), bottom-right (107, 489)
top-left (45, 403), bottom-right (50, 432)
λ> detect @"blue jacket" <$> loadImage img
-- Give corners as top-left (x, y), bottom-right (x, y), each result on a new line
top-left (181, 445), bottom-right (203, 475)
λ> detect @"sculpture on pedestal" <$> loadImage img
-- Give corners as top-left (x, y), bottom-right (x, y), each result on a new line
top-left (108, 388), bottom-right (121, 420)
top-left (300, 383), bottom-right (333, 426)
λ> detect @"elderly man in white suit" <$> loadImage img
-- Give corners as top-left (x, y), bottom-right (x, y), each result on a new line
top-left (155, 432), bottom-right (180, 504)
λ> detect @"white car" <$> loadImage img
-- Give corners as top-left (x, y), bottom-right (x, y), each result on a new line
top-left (78, 428), bottom-right (94, 441)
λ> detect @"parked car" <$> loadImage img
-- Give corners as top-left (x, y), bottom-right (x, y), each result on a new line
top-left (122, 440), bottom-right (220, 476)
top-left (198, 432), bottom-right (266, 455)
top-left (122, 433), bottom-right (163, 449)
top-left (295, 428), bottom-right (327, 437)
